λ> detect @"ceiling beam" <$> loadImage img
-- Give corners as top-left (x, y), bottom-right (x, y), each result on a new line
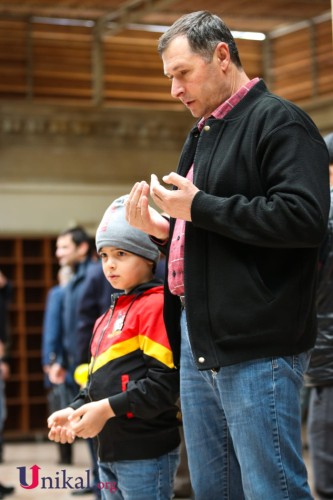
top-left (331, 0), bottom-right (333, 43)
top-left (95, 0), bottom-right (177, 38)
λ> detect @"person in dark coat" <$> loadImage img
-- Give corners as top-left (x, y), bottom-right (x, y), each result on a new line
top-left (42, 265), bottom-right (73, 464)
top-left (48, 226), bottom-right (100, 498)
top-left (76, 261), bottom-right (116, 366)
top-left (0, 270), bottom-right (14, 495)
top-left (126, 11), bottom-right (330, 499)
top-left (305, 132), bottom-right (333, 500)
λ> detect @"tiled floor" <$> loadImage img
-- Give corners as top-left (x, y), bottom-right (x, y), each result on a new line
top-left (0, 434), bottom-right (317, 499)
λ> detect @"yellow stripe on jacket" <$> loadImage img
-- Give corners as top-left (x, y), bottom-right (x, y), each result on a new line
top-left (89, 334), bottom-right (175, 373)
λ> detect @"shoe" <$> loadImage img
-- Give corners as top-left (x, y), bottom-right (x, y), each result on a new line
top-left (0, 483), bottom-right (15, 496)
top-left (58, 443), bottom-right (72, 465)
top-left (71, 487), bottom-right (94, 495)
top-left (57, 458), bottom-right (72, 465)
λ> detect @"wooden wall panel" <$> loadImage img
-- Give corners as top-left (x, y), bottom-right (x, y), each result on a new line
top-left (103, 29), bottom-right (173, 105)
top-left (316, 20), bottom-right (333, 97)
top-left (270, 27), bottom-right (313, 101)
top-left (270, 19), bottom-right (333, 101)
top-left (237, 39), bottom-right (263, 78)
top-left (0, 19), bottom-right (27, 98)
top-left (31, 23), bottom-right (93, 100)
top-left (0, 20), bottom-right (263, 107)
top-left (0, 17), bottom-right (331, 107)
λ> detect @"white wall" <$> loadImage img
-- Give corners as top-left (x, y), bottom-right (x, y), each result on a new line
top-left (1, 182), bottom-right (133, 236)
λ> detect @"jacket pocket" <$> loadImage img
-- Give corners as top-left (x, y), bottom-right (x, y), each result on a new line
top-left (246, 258), bottom-right (275, 303)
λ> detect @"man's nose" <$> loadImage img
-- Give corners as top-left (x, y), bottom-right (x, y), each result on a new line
top-left (171, 79), bottom-right (184, 99)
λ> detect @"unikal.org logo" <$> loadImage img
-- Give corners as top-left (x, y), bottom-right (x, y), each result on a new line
top-left (17, 465), bottom-right (91, 490)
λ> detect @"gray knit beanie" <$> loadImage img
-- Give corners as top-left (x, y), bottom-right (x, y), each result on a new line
top-left (95, 195), bottom-right (160, 264)
top-left (324, 133), bottom-right (333, 164)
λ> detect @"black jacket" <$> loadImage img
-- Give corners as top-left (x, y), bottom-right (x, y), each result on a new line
top-left (163, 80), bottom-right (330, 370)
top-left (71, 281), bottom-right (180, 461)
top-left (306, 190), bottom-right (333, 386)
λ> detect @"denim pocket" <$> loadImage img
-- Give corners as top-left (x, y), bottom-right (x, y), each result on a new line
top-left (274, 352), bottom-right (310, 384)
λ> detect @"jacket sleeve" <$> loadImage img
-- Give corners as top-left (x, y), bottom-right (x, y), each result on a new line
top-left (109, 294), bottom-right (179, 419)
top-left (316, 216), bottom-right (333, 307)
top-left (41, 286), bottom-right (65, 366)
top-left (68, 386), bottom-right (89, 410)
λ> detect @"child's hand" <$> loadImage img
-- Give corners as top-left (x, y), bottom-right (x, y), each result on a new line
top-left (68, 399), bottom-right (115, 439)
top-left (47, 407), bottom-right (76, 444)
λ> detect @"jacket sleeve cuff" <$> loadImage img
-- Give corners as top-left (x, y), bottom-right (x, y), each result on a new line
top-left (68, 399), bottom-right (85, 410)
top-left (68, 388), bottom-right (87, 410)
top-left (108, 392), bottom-right (130, 416)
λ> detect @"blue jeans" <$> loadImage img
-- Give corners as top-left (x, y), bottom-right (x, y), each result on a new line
top-left (180, 310), bottom-right (313, 500)
top-left (307, 386), bottom-right (333, 499)
top-left (97, 448), bottom-right (180, 500)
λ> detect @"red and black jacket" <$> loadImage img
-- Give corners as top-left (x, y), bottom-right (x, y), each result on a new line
top-left (71, 280), bottom-right (180, 461)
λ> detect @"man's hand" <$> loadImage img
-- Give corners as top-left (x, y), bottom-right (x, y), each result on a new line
top-left (48, 363), bottom-right (66, 384)
top-left (150, 173), bottom-right (199, 221)
top-left (0, 361), bottom-right (10, 380)
top-left (68, 399), bottom-right (115, 439)
top-left (126, 181), bottom-right (170, 240)
top-left (0, 271), bottom-right (7, 288)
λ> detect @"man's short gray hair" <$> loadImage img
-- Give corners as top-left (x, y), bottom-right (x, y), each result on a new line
top-left (158, 10), bottom-right (242, 67)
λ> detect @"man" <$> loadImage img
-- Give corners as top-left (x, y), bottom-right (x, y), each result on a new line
top-left (48, 226), bottom-right (99, 498)
top-left (76, 260), bottom-right (115, 366)
top-left (0, 270), bottom-right (11, 461)
top-left (305, 132), bottom-right (333, 500)
top-left (126, 10), bottom-right (330, 499)
top-left (48, 226), bottom-right (93, 390)
top-left (42, 265), bottom-right (73, 464)
top-left (0, 270), bottom-right (15, 497)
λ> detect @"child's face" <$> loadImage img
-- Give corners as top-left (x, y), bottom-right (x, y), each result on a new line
top-left (99, 246), bottom-right (154, 293)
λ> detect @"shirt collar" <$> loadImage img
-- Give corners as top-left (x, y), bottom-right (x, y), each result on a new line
top-left (198, 77), bottom-right (260, 130)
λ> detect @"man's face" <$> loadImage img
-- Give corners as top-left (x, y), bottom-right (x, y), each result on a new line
top-left (56, 234), bottom-right (82, 267)
top-left (162, 35), bottom-right (229, 119)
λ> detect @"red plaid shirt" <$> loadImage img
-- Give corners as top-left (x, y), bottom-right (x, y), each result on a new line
top-left (168, 78), bottom-right (260, 295)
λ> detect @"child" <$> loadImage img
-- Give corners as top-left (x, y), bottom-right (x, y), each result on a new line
top-left (47, 195), bottom-right (180, 500)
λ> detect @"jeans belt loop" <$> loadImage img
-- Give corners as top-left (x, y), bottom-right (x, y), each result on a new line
top-left (180, 295), bottom-right (185, 308)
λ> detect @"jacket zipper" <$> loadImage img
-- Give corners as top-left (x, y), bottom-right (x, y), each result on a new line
top-left (87, 293), bottom-right (118, 459)
top-left (86, 291), bottom-right (142, 459)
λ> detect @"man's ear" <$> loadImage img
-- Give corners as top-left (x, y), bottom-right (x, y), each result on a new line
top-left (215, 42), bottom-right (230, 70)
top-left (78, 240), bottom-right (90, 258)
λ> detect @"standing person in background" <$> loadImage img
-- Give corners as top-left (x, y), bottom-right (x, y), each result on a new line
top-left (126, 11), bottom-right (330, 499)
top-left (48, 226), bottom-right (100, 498)
top-left (76, 260), bottom-right (116, 366)
top-left (48, 227), bottom-right (93, 412)
top-left (305, 132), bottom-right (333, 500)
top-left (42, 265), bottom-right (73, 464)
top-left (0, 270), bottom-right (15, 497)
